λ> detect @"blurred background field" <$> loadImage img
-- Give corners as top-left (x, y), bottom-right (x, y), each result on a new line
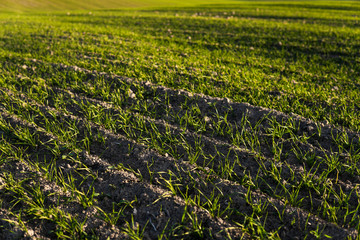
top-left (0, 0), bottom-right (239, 11)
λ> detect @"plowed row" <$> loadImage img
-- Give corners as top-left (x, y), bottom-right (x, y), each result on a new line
top-left (0, 58), bottom-right (359, 239)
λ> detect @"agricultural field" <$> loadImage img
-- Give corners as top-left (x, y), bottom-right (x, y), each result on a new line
top-left (0, 1), bottom-right (360, 239)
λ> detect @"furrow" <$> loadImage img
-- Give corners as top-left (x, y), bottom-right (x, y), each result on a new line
top-left (6, 84), bottom-right (360, 233)
top-left (3, 59), bottom-right (359, 184)
top-left (0, 110), bottom-right (244, 239)
top-left (8, 58), bottom-right (360, 156)
top-left (0, 112), bottom-right (129, 239)
top-left (33, 84), bottom-right (360, 207)
top-left (0, 87), bottom-right (357, 238)
top-left (0, 158), bottom-right (94, 239)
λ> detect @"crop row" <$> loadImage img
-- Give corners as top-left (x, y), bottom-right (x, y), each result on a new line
top-left (1, 55), bottom-right (359, 238)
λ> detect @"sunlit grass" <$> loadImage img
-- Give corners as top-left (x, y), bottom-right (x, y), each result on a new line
top-left (0, 1), bottom-right (359, 239)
